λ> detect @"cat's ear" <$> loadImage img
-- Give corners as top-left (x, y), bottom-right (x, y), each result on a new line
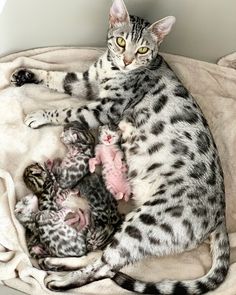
top-left (109, 0), bottom-right (130, 28)
top-left (148, 16), bottom-right (176, 44)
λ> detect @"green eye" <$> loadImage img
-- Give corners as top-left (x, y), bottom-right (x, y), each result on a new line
top-left (116, 37), bottom-right (126, 48)
top-left (137, 47), bottom-right (149, 54)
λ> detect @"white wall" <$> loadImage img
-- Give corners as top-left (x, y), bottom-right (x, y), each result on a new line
top-left (0, 0), bottom-right (235, 62)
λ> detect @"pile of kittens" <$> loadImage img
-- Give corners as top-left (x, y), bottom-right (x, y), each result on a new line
top-left (15, 122), bottom-right (131, 258)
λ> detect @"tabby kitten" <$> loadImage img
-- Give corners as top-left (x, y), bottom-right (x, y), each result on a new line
top-left (12, 0), bottom-right (229, 294)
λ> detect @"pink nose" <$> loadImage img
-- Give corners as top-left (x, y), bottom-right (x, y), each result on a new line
top-left (107, 135), bottom-right (112, 141)
top-left (123, 58), bottom-right (133, 66)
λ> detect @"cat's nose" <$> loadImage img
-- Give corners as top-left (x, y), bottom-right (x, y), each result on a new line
top-left (123, 57), bottom-right (133, 66)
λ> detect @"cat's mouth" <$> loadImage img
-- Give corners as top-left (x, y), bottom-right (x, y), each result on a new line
top-left (65, 209), bottom-right (90, 231)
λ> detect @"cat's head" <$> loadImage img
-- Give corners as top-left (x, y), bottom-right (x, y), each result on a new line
top-left (15, 194), bottom-right (38, 224)
top-left (107, 0), bottom-right (175, 71)
top-left (98, 124), bottom-right (121, 145)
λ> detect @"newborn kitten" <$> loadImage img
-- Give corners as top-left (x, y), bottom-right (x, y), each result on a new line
top-left (89, 125), bottom-right (131, 201)
top-left (53, 121), bottom-right (95, 189)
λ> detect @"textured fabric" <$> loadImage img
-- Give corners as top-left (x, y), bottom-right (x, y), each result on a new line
top-left (0, 47), bottom-right (236, 295)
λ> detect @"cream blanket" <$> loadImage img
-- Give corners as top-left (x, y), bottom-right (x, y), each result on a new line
top-left (0, 47), bottom-right (236, 295)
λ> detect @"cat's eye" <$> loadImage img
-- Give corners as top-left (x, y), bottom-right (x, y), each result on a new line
top-left (137, 47), bottom-right (149, 54)
top-left (116, 37), bottom-right (126, 48)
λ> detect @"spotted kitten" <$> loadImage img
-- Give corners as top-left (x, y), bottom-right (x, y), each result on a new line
top-left (12, 0), bottom-right (229, 293)
top-left (53, 121), bottom-right (95, 189)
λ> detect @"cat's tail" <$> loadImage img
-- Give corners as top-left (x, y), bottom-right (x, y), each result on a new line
top-left (112, 222), bottom-right (230, 294)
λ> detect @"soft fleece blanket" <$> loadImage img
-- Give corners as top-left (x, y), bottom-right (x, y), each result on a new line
top-left (0, 47), bottom-right (236, 295)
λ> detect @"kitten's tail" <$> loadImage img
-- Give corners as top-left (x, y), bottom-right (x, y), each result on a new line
top-left (112, 222), bottom-right (230, 294)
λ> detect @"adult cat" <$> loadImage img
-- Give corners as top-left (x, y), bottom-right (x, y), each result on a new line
top-left (11, 0), bottom-right (229, 294)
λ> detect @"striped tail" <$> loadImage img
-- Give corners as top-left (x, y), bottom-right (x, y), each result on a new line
top-left (112, 222), bottom-right (230, 294)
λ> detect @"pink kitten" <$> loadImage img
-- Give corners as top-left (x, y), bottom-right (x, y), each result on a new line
top-left (89, 125), bottom-right (131, 201)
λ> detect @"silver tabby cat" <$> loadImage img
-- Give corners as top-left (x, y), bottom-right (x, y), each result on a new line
top-left (11, 0), bottom-right (229, 294)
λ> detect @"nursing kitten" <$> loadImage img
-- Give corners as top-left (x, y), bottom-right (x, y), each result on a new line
top-left (89, 125), bottom-right (131, 201)
top-left (53, 121), bottom-right (95, 189)
top-left (12, 0), bottom-right (229, 293)
top-left (21, 162), bottom-right (122, 257)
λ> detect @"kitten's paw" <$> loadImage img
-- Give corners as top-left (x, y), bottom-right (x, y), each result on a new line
top-left (24, 110), bottom-right (49, 128)
top-left (88, 158), bottom-right (96, 173)
top-left (11, 68), bottom-right (40, 87)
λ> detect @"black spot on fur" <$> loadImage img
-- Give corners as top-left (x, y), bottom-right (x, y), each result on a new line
top-left (152, 83), bottom-right (166, 96)
top-left (148, 142), bottom-right (164, 155)
top-left (196, 131), bottom-right (211, 154)
top-left (189, 162), bottom-right (207, 179)
top-left (129, 170), bottom-right (138, 178)
top-left (206, 160), bottom-right (217, 186)
top-left (170, 110), bottom-right (198, 125)
top-left (192, 207), bottom-right (207, 217)
top-left (144, 198), bottom-right (167, 206)
top-left (139, 214), bottom-right (156, 225)
top-left (184, 131), bottom-right (192, 140)
top-left (153, 94), bottom-right (168, 113)
top-left (63, 72), bottom-right (78, 95)
top-left (83, 70), bottom-right (93, 99)
top-left (125, 225), bottom-right (142, 241)
top-left (174, 85), bottom-right (189, 99)
top-left (147, 163), bottom-right (163, 171)
top-left (168, 177), bottom-right (184, 186)
top-left (171, 139), bottom-right (189, 155)
top-left (160, 223), bottom-right (173, 235)
top-left (165, 205), bottom-right (184, 217)
top-left (161, 171), bottom-right (175, 177)
top-left (151, 121), bottom-right (165, 136)
top-left (172, 159), bottom-right (185, 169)
top-left (148, 237), bottom-right (160, 245)
top-left (172, 187), bottom-right (187, 198)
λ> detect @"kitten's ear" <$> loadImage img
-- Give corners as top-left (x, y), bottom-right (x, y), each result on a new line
top-left (109, 0), bottom-right (130, 28)
top-left (148, 16), bottom-right (176, 44)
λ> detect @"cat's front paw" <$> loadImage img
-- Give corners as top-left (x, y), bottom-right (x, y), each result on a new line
top-left (11, 68), bottom-right (40, 87)
top-left (39, 258), bottom-right (67, 271)
top-left (24, 110), bottom-right (49, 128)
top-left (45, 270), bottom-right (87, 291)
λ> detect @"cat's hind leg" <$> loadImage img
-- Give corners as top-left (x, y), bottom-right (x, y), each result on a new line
top-left (45, 208), bottom-right (196, 291)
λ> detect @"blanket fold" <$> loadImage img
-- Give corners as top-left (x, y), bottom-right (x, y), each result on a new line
top-left (0, 47), bottom-right (236, 295)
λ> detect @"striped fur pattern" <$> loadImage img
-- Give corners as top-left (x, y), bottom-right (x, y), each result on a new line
top-left (11, 0), bottom-right (229, 293)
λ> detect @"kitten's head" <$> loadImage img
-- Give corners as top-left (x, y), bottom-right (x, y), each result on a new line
top-left (98, 125), bottom-right (121, 145)
top-left (23, 162), bottom-right (50, 193)
top-left (15, 194), bottom-right (38, 225)
top-left (107, 0), bottom-right (175, 71)
top-left (62, 122), bottom-right (95, 147)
